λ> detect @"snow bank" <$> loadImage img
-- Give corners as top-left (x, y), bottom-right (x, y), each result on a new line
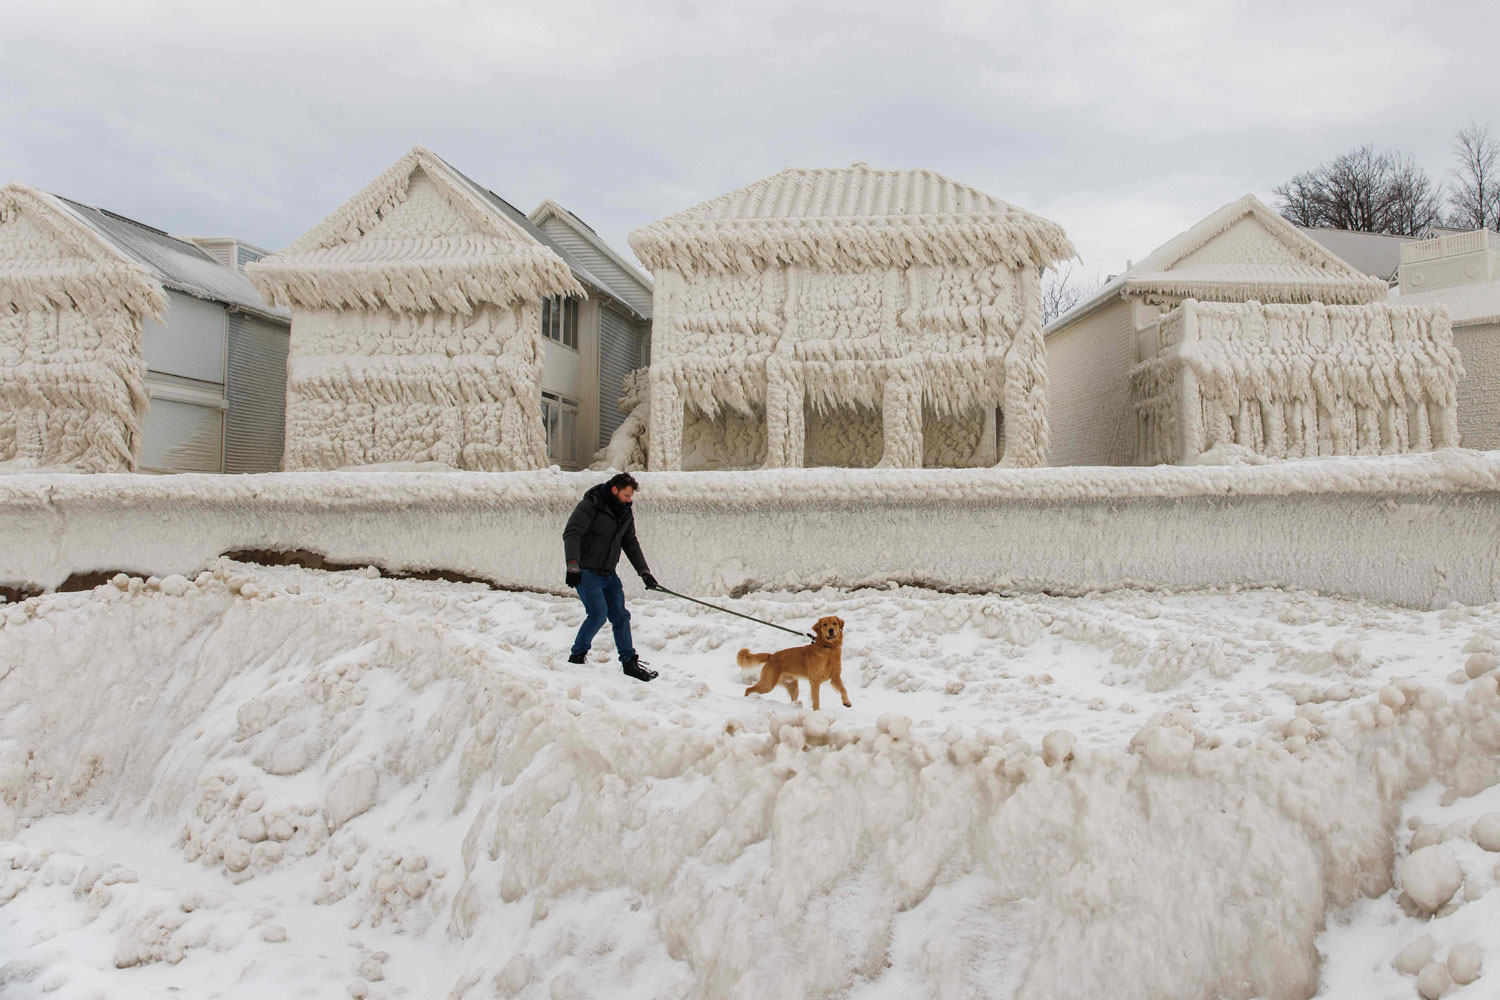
top-left (3, 566), bottom-right (1499, 998)
top-left (2, 450), bottom-right (1500, 606)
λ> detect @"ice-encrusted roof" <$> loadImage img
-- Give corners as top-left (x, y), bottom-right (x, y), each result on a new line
top-left (630, 163), bottom-right (1074, 274)
top-left (1, 182), bottom-right (282, 323)
top-left (0, 182), bottom-right (167, 320)
top-left (1396, 278), bottom-right (1500, 328)
top-left (1046, 195), bottom-right (1390, 335)
top-left (247, 147), bottom-right (584, 313)
top-left (436, 164), bottom-right (625, 306)
top-left (51, 196), bottom-right (288, 323)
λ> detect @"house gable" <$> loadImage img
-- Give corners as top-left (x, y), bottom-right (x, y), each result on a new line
top-left (1139, 195), bottom-right (1362, 277)
top-left (0, 183), bottom-right (164, 318)
top-left (279, 150), bottom-right (538, 255)
top-left (1120, 194), bottom-right (1388, 306)
top-left (1172, 215), bottom-right (1316, 271)
top-left (246, 147), bottom-right (582, 312)
top-left (360, 167), bottom-right (488, 241)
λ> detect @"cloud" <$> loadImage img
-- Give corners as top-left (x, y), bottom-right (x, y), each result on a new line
top-left (1, 0), bottom-right (1496, 274)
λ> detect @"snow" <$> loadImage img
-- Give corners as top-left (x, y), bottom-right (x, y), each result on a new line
top-left (1402, 846), bottom-right (1464, 913)
top-left (3, 561), bottom-right (1500, 998)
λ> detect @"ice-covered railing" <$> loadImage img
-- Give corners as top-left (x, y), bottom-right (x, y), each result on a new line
top-left (1153, 305), bottom-right (1186, 353)
top-left (1400, 229), bottom-right (1500, 264)
top-left (1131, 299), bottom-right (1463, 465)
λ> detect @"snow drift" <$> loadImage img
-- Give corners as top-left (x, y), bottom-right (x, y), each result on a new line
top-left (3, 565), bottom-right (1500, 998)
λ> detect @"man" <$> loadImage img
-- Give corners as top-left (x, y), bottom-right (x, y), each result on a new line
top-left (562, 472), bottom-right (660, 682)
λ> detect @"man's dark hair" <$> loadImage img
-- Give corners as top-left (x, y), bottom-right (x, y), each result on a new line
top-left (606, 472), bottom-right (639, 491)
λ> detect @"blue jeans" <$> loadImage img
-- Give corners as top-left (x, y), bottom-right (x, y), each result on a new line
top-left (571, 569), bottom-right (635, 662)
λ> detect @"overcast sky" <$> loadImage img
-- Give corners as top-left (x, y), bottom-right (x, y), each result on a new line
top-left (4, 0), bottom-right (1497, 285)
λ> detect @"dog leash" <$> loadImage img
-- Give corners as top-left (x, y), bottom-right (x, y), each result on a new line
top-left (652, 586), bottom-right (816, 640)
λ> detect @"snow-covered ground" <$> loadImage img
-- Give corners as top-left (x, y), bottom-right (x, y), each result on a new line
top-left (2, 562), bottom-right (1498, 998)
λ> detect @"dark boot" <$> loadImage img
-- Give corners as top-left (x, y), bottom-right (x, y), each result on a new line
top-left (622, 655), bottom-right (657, 682)
top-left (568, 651), bottom-right (587, 664)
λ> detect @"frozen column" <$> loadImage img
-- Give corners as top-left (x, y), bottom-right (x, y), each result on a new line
top-left (1175, 366), bottom-right (1206, 461)
top-left (998, 265), bottom-right (1049, 467)
top-left (647, 370), bottom-right (683, 471)
top-left (877, 370), bottom-right (922, 468)
top-left (763, 356), bottom-right (805, 468)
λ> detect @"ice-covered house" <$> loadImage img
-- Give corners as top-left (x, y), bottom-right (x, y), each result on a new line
top-left (248, 147), bottom-right (651, 471)
top-left (1045, 194), bottom-right (1462, 465)
top-left (1395, 229), bottom-right (1500, 451)
top-left (0, 182), bottom-right (291, 474)
top-left (626, 163), bottom-right (1074, 471)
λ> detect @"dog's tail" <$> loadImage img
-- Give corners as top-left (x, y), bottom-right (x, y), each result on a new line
top-left (737, 648), bottom-right (771, 670)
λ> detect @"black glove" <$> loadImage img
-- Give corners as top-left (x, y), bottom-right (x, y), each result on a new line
top-left (642, 573), bottom-right (660, 591)
top-left (566, 561), bottom-right (581, 588)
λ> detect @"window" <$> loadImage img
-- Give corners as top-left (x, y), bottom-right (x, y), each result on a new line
top-left (540, 295), bottom-right (579, 350)
top-left (541, 390), bottom-right (579, 466)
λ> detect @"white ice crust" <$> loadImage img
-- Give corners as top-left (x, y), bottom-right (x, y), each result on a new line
top-left (1134, 300), bottom-right (1464, 465)
top-left (2, 450), bottom-right (1500, 606)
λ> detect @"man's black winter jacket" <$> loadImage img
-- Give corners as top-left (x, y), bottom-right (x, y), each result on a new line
top-left (562, 483), bottom-right (652, 577)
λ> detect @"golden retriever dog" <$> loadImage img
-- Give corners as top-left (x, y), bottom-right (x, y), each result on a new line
top-left (738, 616), bottom-right (851, 710)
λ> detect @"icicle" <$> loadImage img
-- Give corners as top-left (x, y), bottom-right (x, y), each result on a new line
top-left (1131, 300), bottom-right (1462, 464)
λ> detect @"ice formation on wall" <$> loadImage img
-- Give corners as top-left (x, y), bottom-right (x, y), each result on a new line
top-left (247, 147), bottom-right (582, 471)
top-left (627, 164), bottom-right (1073, 471)
top-left (1132, 300), bottom-right (1464, 465)
top-left (593, 369), bottom-right (650, 470)
top-left (0, 183), bottom-right (163, 472)
top-left (7, 450), bottom-right (1500, 608)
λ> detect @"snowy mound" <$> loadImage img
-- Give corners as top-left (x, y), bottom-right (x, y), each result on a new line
top-left (3, 565), bottom-right (1500, 998)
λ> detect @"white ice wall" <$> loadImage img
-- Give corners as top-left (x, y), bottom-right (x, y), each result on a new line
top-left (2, 451), bottom-right (1499, 607)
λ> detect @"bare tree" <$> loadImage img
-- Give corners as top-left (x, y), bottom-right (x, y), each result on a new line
top-left (1275, 173), bottom-right (1321, 228)
top-left (1273, 143), bottom-right (1442, 236)
top-left (1448, 122), bottom-right (1500, 231)
top-left (1041, 259), bottom-right (1096, 326)
top-left (1384, 150), bottom-right (1445, 236)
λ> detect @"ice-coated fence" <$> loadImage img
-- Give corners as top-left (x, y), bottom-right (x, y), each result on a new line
top-left (2, 449), bottom-right (1499, 607)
